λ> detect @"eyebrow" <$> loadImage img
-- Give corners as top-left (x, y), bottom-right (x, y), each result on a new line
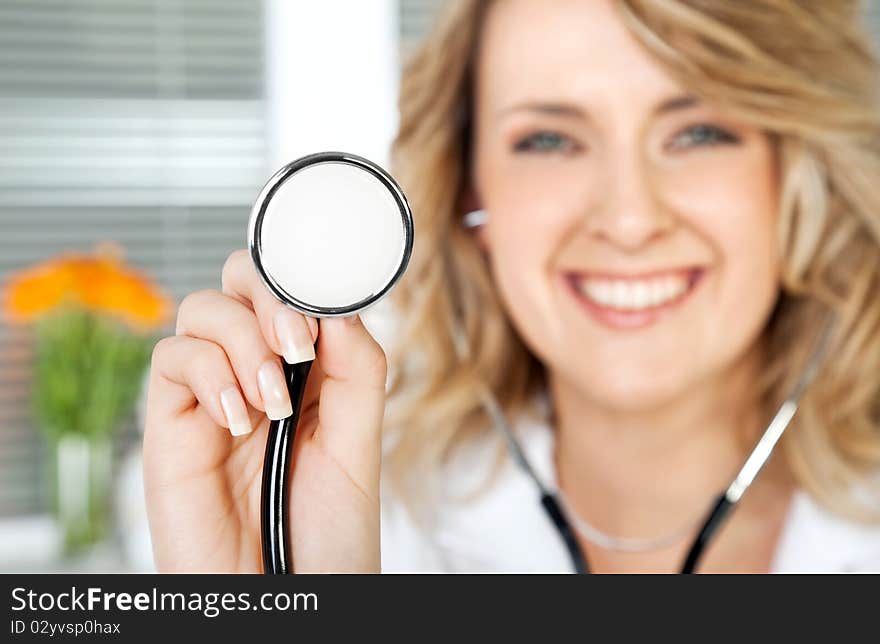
top-left (495, 94), bottom-right (700, 121)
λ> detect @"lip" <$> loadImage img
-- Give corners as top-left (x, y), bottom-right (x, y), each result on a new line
top-left (562, 267), bottom-right (706, 331)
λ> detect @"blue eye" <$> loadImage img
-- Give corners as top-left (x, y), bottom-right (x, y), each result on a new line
top-left (670, 124), bottom-right (740, 149)
top-left (514, 131), bottom-right (576, 154)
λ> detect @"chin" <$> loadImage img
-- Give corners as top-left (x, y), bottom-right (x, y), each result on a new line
top-left (568, 364), bottom-right (700, 415)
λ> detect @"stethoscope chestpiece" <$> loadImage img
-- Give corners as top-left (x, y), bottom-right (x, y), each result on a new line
top-left (248, 150), bottom-right (414, 318)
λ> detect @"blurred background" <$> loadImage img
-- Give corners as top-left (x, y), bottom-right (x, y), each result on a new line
top-left (1, 0), bottom-right (879, 574)
top-left (0, 0), bottom-right (444, 572)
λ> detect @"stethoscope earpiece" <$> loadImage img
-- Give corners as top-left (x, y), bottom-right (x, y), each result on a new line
top-left (462, 208), bottom-right (487, 229)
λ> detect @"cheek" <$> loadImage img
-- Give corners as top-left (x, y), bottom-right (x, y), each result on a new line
top-left (681, 147), bottom-right (782, 322)
top-left (476, 149), bottom-right (600, 372)
top-left (693, 206), bottom-right (781, 381)
top-left (482, 191), bottom-right (576, 352)
top-left (712, 213), bottom-right (780, 311)
top-left (486, 207), bottom-right (562, 331)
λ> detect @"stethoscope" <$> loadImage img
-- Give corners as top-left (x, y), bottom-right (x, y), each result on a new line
top-left (248, 151), bottom-right (414, 574)
top-left (248, 151), bottom-right (832, 574)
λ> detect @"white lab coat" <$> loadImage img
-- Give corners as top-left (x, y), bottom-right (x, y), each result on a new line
top-left (379, 403), bottom-right (880, 573)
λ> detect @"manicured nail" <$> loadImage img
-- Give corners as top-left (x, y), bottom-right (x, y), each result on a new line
top-left (257, 360), bottom-right (293, 420)
top-left (219, 386), bottom-right (253, 436)
top-left (346, 313), bottom-right (360, 326)
top-left (274, 308), bottom-right (316, 364)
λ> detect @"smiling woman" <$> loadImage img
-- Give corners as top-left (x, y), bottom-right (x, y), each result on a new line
top-left (381, 0), bottom-right (880, 572)
top-left (142, 0), bottom-right (880, 574)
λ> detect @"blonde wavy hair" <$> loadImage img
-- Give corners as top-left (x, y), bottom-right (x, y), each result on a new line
top-left (384, 0), bottom-right (880, 523)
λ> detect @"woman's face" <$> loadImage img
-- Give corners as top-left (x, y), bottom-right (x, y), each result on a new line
top-left (472, 0), bottom-right (781, 410)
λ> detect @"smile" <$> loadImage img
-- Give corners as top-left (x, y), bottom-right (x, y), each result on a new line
top-left (563, 267), bottom-right (705, 330)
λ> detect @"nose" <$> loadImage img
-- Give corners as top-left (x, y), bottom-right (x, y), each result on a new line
top-left (583, 149), bottom-right (675, 251)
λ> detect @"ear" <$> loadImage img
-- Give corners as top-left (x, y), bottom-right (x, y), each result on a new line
top-left (458, 181), bottom-right (490, 253)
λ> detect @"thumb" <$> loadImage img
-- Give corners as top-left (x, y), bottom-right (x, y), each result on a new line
top-left (311, 313), bottom-right (388, 481)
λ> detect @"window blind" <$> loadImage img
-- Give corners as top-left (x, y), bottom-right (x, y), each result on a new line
top-left (869, 1), bottom-right (880, 37)
top-left (0, 0), bottom-right (268, 517)
top-left (399, 0), bottom-right (444, 59)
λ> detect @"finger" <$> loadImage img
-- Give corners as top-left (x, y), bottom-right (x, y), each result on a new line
top-left (221, 249), bottom-right (318, 364)
top-left (147, 335), bottom-right (253, 437)
top-left (175, 288), bottom-right (292, 421)
top-left (312, 313), bottom-right (388, 491)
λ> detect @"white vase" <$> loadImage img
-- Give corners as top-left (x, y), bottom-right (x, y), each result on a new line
top-left (52, 433), bottom-right (112, 555)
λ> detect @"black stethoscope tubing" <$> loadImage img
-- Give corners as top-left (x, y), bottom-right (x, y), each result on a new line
top-left (261, 360), bottom-right (312, 574)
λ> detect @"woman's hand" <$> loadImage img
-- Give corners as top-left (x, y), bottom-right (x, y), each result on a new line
top-left (143, 249), bottom-right (387, 573)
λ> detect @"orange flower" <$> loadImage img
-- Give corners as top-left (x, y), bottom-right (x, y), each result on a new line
top-left (3, 243), bottom-right (173, 331)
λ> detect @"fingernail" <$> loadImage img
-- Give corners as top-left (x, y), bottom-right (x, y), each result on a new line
top-left (275, 308), bottom-right (316, 364)
top-left (219, 386), bottom-right (253, 436)
top-left (258, 360), bottom-right (293, 420)
top-left (345, 313), bottom-right (360, 326)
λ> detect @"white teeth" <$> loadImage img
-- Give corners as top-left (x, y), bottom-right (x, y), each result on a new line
top-left (576, 274), bottom-right (690, 310)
